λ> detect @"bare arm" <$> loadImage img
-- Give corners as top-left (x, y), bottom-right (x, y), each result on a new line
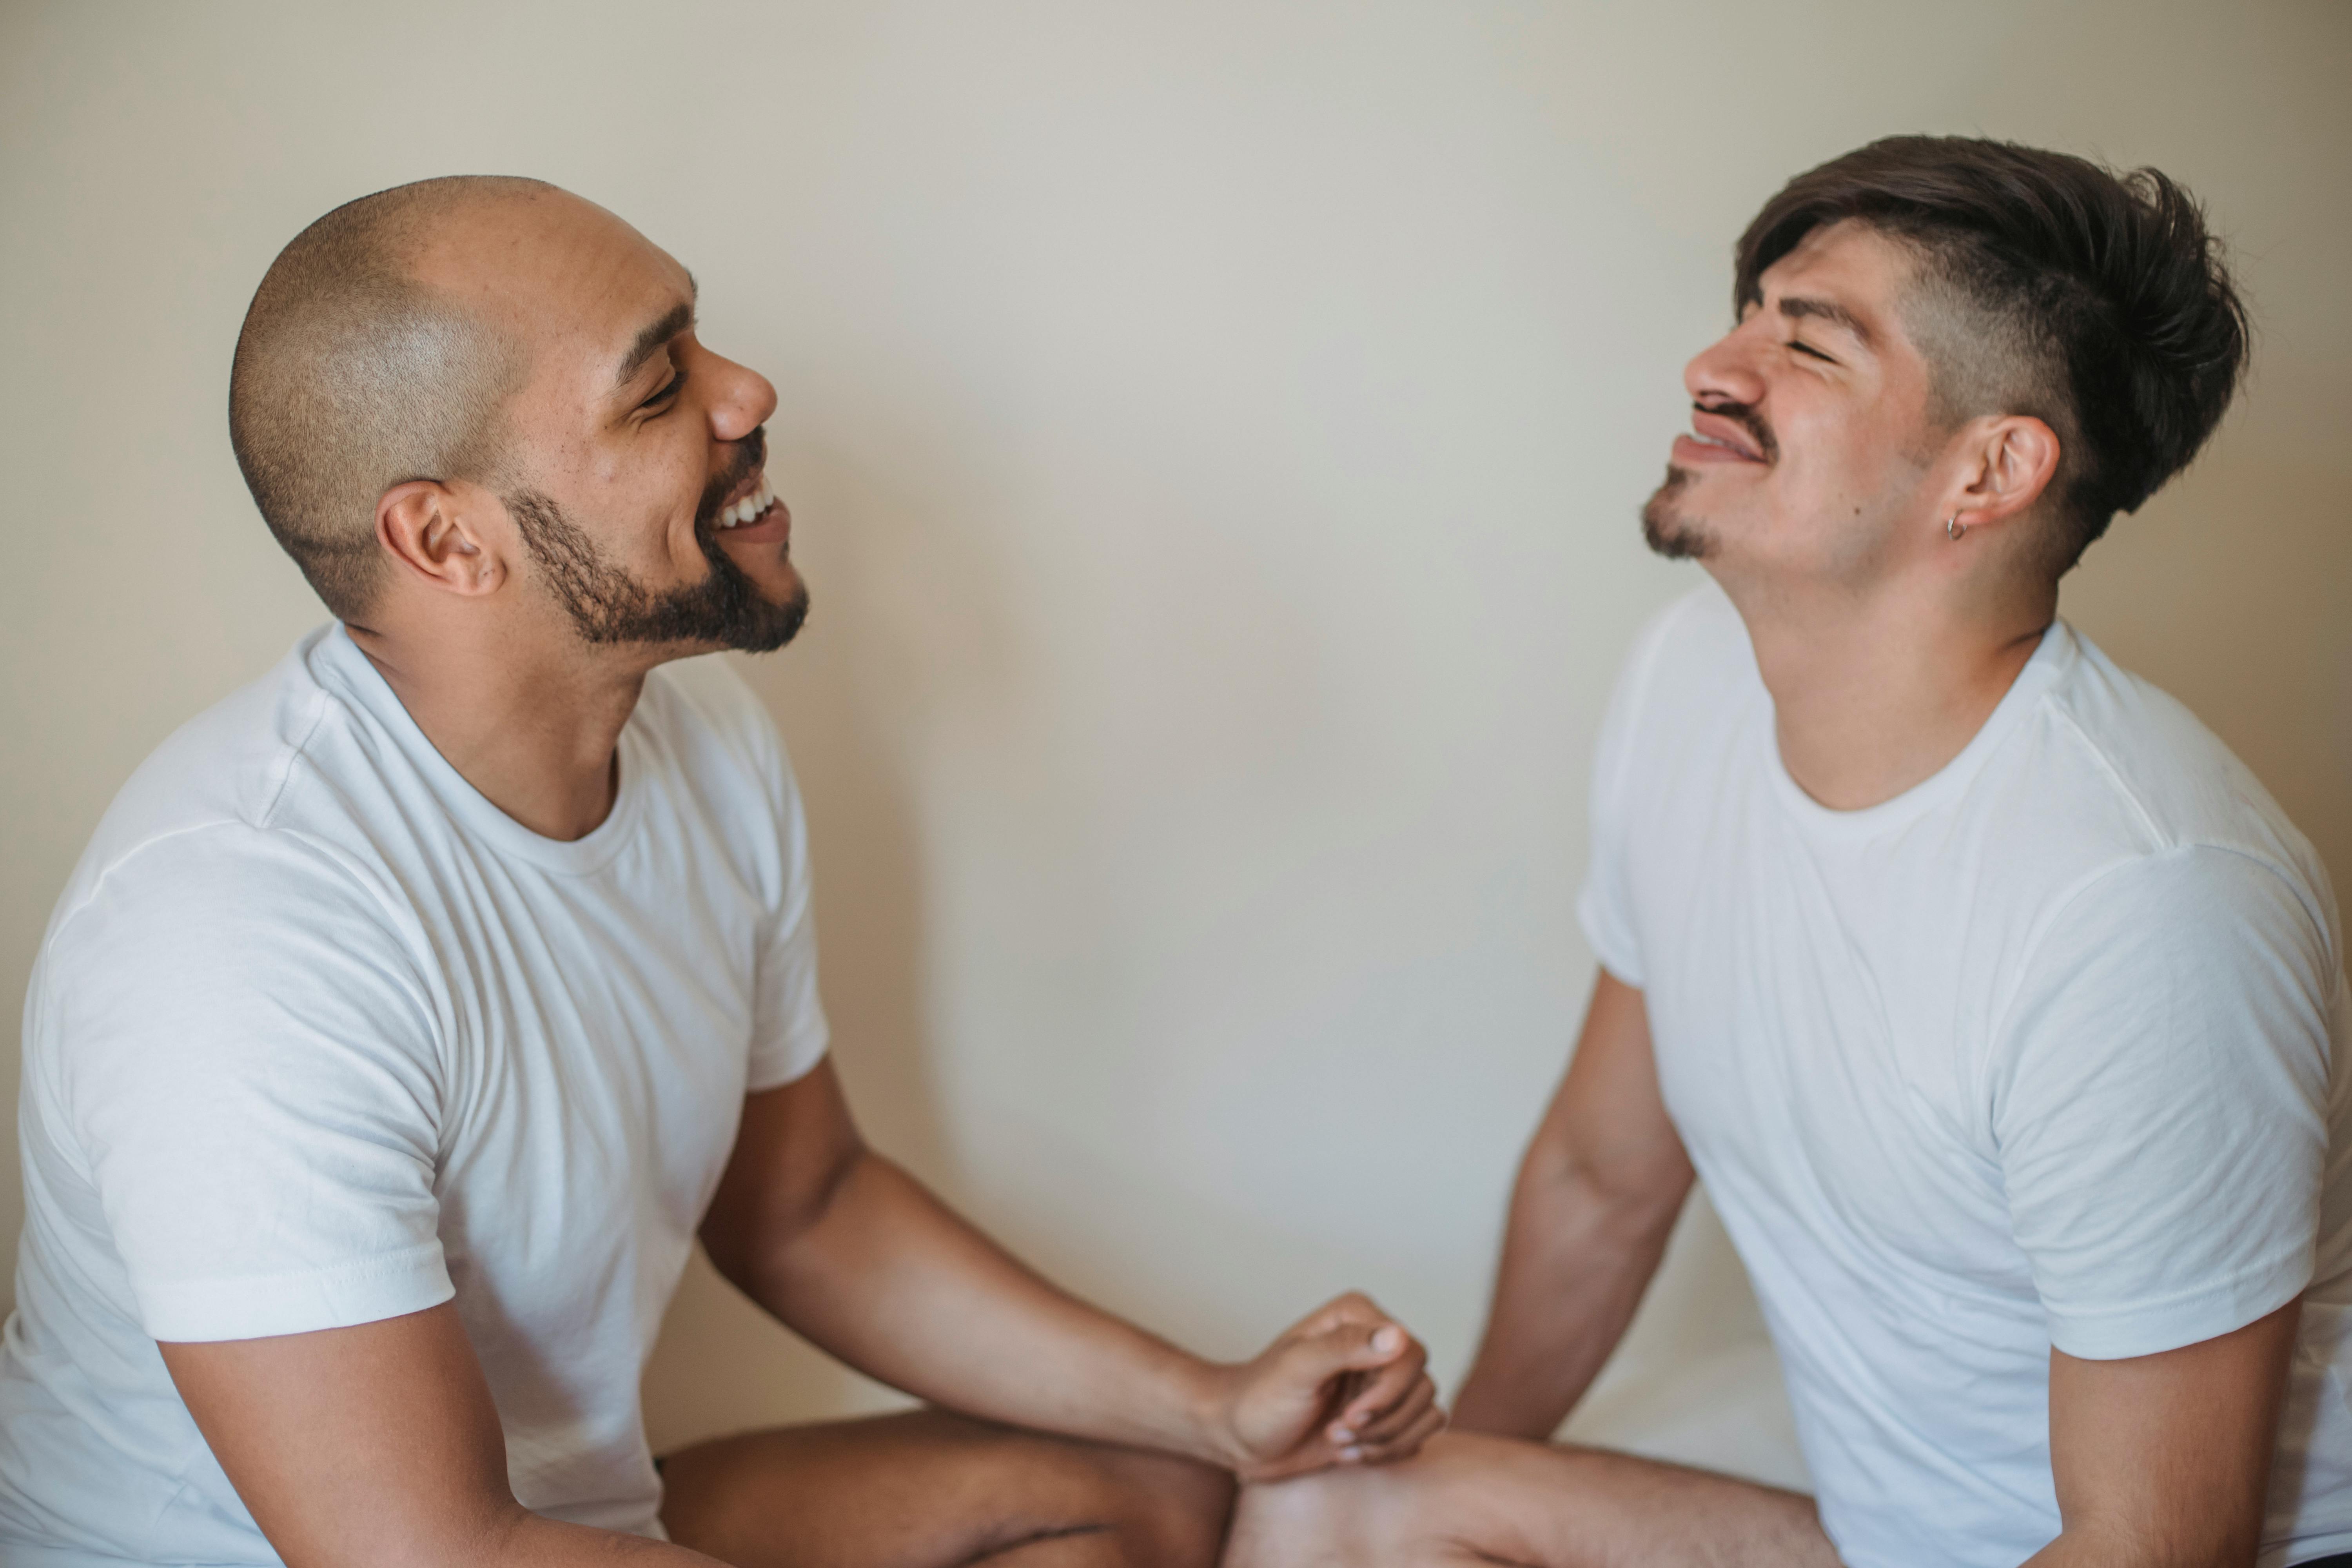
top-left (2020, 1299), bottom-right (2300, 1568)
top-left (700, 1059), bottom-right (1443, 1480)
top-left (1452, 971), bottom-right (1695, 1439)
top-left (160, 1305), bottom-right (722, 1567)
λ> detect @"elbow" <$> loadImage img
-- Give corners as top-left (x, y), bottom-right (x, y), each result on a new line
top-left (1519, 1140), bottom-right (1691, 1235)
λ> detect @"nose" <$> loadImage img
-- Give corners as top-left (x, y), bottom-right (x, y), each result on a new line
top-left (1684, 319), bottom-right (1767, 410)
top-left (704, 351), bottom-right (779, 445)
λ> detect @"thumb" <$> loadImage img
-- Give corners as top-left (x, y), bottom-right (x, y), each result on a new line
top-left (1280, 1319), bottom-right (1406, 1386)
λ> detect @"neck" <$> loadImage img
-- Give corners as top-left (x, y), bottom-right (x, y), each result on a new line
top-left (1718, 568), bottom-right (2054, 812)
top-left (347, 607), bottom-right (658, 842)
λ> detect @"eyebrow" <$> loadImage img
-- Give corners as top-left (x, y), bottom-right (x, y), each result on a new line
top-left (1777, 295), bottom-right (1875, 348)
top-left (613, 278), bottom-right (700, 393)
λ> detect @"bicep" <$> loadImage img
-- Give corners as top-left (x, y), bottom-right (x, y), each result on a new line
top-left (2045, 1299), bottom-right (2300, 1563)
top-left (1530, 972), bottom-right (1693, 1214)
top-left (160, 1303), bottom-right (518, 1567)
top-left (699, 1058), bottom-right (865, 1291)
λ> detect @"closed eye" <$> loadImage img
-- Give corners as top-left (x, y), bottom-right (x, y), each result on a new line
top-left (638, 371), bottom-right (685, 412)
top-left (1789, 339), bottom-right (1836, 363)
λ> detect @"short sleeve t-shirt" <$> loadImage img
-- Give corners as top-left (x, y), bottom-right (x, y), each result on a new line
top-left (1579, 584), bottom-right (2352, 1568)
top-left (0, 624), bottom-right (830, 1565)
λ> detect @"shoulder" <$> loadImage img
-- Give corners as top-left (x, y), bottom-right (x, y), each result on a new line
top-left (30, 816), bottom-right (443, 1156)
top-left (2038, 843), bottom-right (2331, 974)
top-left (47, 629), bottom-right (385, 939)
top-left (42, 817), bottom-right (430, 1028)
top-left (2024, 626), bottom-right (2337, 954)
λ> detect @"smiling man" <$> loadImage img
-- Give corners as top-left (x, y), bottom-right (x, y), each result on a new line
top-left (1228, 137), bottom-right (2352, 1567)
top-left (0, 177), bottom-right (1442, 1568)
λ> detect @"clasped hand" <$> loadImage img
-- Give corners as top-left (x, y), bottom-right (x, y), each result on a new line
top-left (1203, 1292), bottom-right (1446, 1483)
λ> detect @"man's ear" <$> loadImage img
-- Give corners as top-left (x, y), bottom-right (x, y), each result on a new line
top-left (376, 480), bottom-right (511, 598)
top-left (1946, 415), bottom-right (2062, 537)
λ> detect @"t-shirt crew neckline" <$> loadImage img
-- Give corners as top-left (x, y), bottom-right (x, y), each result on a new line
top-left (1762, 619), bottom-right (2075, 842)
top-left (308, 623), bottom-right (650, 877)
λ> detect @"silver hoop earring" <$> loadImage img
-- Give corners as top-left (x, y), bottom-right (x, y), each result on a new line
top-left (1945, 515), bottom-right (1968, 541)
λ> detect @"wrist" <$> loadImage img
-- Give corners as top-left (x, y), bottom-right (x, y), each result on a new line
top-left (1171, 1356), bottom-right (1251, 1471)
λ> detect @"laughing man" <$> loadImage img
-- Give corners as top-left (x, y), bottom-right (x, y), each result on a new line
top-left (1229, 136), bottom-right (2351, 1568)
top-left (0, 178), bottom-right (1443, 1568)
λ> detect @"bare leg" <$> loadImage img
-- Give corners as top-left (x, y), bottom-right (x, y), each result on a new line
top-left (660, 1408), bottom-right (1234, 1568)
top-left (1222, 1431), bottom-right (1839, 1568)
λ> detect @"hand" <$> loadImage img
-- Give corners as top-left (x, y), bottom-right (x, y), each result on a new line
top-left (1207, 1292), bottom-right (1445, 1483)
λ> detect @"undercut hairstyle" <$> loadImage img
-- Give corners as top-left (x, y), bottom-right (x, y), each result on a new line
top-left (1733, 136), bottom-right (2250, 576)
top-left (228, 176), bottom-right (551, 620)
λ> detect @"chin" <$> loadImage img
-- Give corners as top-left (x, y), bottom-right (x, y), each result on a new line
top-left (1641, 468), bottom-right (1720, 562)
top-left (729, 578), bottom-right (811, 655)
top-left (761, 559), bottom-right (807, 604)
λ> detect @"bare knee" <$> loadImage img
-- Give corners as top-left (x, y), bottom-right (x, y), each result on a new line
top-left (1224, 1434), bottom-right (1551, 1568)
top-left (1225, 1459), bottom-right (1421, 1568)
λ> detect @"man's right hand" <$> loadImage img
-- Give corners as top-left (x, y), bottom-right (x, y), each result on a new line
top-left (1205, 1291), bottom-right (1445, 1483)
top-left (160, 1304), bottom-right (714, 1566)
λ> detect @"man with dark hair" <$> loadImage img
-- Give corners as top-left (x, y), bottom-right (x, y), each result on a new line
top-left (0, 178), bottom-right (1445, 1566)
top-left (1229, 136), bottom-right (2350, 1567)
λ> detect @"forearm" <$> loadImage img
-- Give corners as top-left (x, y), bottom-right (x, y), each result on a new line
top-left (726, 1150), bottom-right (1231, 1464)
top-left (1452, 1162), bottom-right (1686, 1439)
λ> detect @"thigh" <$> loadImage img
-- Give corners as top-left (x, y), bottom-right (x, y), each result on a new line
top-left (657, 1408), bottom-right (1233, 1568)
top-left (1225, 1431), bottom-right (1840, 1568)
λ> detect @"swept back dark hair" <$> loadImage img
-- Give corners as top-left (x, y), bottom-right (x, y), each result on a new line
top-left (1733, 136), bottom-right (2249, 575)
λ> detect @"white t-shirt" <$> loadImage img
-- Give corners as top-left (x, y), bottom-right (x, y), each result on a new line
top-left (1579, 584), bottom-right (2352, 1568)
top-left (0, 625), bottom-right (830, 1566)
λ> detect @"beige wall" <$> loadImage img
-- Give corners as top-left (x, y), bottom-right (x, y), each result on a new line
top-left (3, 0), bottom-right (2346, 1459)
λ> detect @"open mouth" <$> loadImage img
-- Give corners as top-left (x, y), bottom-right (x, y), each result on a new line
top-left (715, 474), bottom-right (778, 531)
top-left (1687, 410), bottom-right (1767, 461)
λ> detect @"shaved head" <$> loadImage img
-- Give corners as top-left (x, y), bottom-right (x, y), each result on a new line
top-left (229, 176), bottom-right (551, 620)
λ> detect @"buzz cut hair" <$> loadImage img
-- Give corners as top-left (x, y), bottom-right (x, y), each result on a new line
top-left (228, 175), bottom-right (553, 621)
top-left (1732, 136), bottom-right (2250, 578)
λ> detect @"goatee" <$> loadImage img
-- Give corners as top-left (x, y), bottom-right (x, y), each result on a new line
top-left (1641, 465), bottom-right (1717, 561)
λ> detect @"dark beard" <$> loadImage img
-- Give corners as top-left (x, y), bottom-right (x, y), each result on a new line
top-left (1640, 465), bottom-right (1716, 560)
top-left (1642, 397), bottom-right (1777, 561)
top-left (506, 449), bottom-right (808, 654)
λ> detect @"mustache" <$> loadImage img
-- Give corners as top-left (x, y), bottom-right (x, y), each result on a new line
top-left (693, 425), bottom-right (770, 532)
top-left (1695, 398), bottom-right (1778, 464)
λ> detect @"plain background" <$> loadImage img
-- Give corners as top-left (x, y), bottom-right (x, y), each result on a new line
top-left (3, 0), bottom-right (2347, 1479)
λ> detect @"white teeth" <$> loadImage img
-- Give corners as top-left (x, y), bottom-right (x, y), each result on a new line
top-left (714, 475), bottom-right (774, 531)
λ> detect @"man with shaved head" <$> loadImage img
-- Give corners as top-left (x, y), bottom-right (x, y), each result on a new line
top-left (0, 177), bottom-right (1441, 1567)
